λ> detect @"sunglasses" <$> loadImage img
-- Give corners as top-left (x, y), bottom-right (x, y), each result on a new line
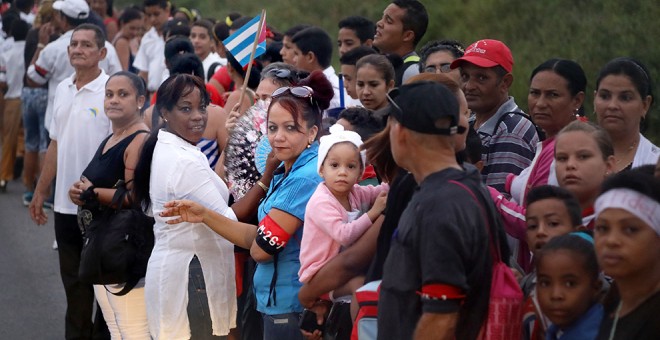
top-left (272, 86), bottom-right (321, 113)
top-left (272, 86), bottom-right (314, 99)
top-left (266, 68), bottom-right (294, 80)
top-left (424, 63), bottom-right (452, 74)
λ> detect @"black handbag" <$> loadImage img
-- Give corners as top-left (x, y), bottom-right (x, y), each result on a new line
top-left (78, 181), bottom-right (155, 295)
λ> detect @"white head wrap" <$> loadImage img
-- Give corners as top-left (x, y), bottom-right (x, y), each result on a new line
top-left (317, 124), bottom-right (366, 175)
top-left (594, 188), bottom-right (660, 236)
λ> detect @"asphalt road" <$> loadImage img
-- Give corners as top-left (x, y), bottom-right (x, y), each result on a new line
top-left (0, 178), bottom-right (66, 339)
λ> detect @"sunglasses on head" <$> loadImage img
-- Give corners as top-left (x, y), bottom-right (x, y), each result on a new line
top-left (272, 86), bottom-right (321, 114)
top-left (266, 68), bottom-right (294, 80)
top-left (272, 86), bottom-right (314, 99)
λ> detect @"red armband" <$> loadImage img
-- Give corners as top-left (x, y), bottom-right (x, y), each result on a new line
top-left (417, 284), bottom-right (465, 301)
top-left (255, 215), bottom-right (291, 255)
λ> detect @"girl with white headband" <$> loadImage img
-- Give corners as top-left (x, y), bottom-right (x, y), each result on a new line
top-left (593, 165), bottom-right (660, 339)
top-left (298, 124), bottom-right (388, 317)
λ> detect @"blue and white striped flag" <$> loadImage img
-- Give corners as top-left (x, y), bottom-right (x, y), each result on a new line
top-left (223, 14), bottom-right (267, 67)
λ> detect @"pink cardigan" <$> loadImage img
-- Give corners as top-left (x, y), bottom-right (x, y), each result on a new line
top-left (299, 182), bottom-right (388, 283)
top-left (491, 137), bottom-right (556, 272)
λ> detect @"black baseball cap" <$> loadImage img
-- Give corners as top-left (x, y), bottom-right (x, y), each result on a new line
top-left (387, 82), bottom-right (459, 135)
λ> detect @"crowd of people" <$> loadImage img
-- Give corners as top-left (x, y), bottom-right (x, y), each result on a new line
top-left (0, 0), bottom-right (659, 339)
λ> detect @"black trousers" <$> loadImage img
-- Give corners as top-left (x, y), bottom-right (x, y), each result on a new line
top-left (54, 212), bottom-right (109, 340)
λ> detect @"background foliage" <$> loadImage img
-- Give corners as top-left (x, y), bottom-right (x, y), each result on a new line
top-left (116, 0), bottom-right (660, 142)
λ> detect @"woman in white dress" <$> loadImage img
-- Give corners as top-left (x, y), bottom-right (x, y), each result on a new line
top-left (132, 74), bottom-right (236, 339)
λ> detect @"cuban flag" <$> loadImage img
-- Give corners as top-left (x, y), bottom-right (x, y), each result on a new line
top-left (223, 13), bottom-right (267, 67)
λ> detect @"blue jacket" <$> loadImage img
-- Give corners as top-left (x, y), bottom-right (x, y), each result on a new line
top-left (254, 142), bottom-right (322, 315)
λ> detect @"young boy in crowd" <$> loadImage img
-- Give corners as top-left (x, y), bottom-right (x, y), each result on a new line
top-left (338, 46), bottom-right (376, 105)
top-left (291, 26), bottom-right (345, 112)
top-left (520, 185), bottom-right (583, 340)
top-left (337, 15), bottom-right (375, 57)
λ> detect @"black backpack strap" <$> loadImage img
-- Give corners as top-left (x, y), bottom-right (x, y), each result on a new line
top-left (106, 275), bottom-right (141, 296)
top-left (207, 62), bottom-right (222, 82)
top-left (491, 111), bottom-right (545, 141)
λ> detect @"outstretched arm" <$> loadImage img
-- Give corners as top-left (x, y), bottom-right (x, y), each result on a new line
top-left (161, 199), bottom-right (257, 249)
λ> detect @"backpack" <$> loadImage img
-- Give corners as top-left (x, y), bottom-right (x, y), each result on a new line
top-left (78, 181), bottom-right (155, 295)
top-left (351, 280), bottom-right (381, 340)
top-left (448, 180), bottom-right (524, 340)
top-left (394, 54), bottom-right (420, 86)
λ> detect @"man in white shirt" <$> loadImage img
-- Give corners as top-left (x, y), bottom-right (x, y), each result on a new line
top-left (29, 23), bottom-right (112, 339)
top-left (26, 0), bottom-right (121, 132)
top-left (190, 19), bottom-right (226, 82)
top-left (133, 0), bottom-right (170, 94)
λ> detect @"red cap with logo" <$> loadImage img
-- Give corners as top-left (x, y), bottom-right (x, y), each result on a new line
top-left (450, 39), bottom-right (513, 73)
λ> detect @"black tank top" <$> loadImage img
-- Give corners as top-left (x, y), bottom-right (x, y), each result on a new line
top-left (81, 130), bottom-right (148, 203)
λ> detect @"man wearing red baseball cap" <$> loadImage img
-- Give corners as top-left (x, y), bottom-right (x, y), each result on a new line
top-left (450, 39), bottom-right (539, 193)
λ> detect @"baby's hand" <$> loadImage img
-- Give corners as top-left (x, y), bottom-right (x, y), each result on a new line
top-left (372, 192), bottom-right (387, 215)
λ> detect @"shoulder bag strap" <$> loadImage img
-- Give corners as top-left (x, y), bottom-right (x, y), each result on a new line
top-left (447, 180), bottom-right (501, 262)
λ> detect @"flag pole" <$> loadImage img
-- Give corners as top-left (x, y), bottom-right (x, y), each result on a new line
top-left (237, 9), bottom-right (266, 110)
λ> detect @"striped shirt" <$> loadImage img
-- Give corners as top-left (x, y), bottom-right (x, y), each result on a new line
top-left (472, 97), bottom-right (539, 192)
top-left (197, 137), bottom-right (220, 169)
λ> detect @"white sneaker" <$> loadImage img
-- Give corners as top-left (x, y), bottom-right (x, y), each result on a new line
top-left (52, 240), bottom-right (58, 250)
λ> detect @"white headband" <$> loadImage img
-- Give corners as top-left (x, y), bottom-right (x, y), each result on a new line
top-left (594, 188), bottom-right (660, 236)
top-left (318, 124), bottom-right (366, 175)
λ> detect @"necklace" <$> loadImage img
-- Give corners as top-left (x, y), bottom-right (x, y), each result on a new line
top-left (109, 121), bottom-right (140, 143)
top-left (608, 301), bottom-right (623, 340)
top-left (615, 141), bottom-right (638, 165)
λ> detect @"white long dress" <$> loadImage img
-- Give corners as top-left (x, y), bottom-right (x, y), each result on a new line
top-left (145, 130), bottom-right (237, 339)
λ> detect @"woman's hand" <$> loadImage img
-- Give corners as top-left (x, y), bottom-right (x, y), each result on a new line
top-left (264, 150), bottom-right (280, 174)
top-left (68, 180), bottom-right (84, 206)
top-left (160, 199), bottom-right (207, 224)
top-left (299, 301), bottom-right (331, 340)
top-left (69, 177), bottom-right (94, 206)
top-left (225, 103), bottom-right (242, 131)
top-left (38, 22), bottom-right (54, 45)
top-left (79, 176), bottom-right (93, 191)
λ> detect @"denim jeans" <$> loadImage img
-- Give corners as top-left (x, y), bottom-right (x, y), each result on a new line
top-left (21, 87), bottom-right (48, 153)
top-left (262, 312), bottom-right (303, 340)
top-left (188, 256), bottom-right (227, 340)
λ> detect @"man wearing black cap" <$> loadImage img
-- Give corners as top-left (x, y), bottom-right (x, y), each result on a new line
top-left (378, 82), bottom-right (495, 339)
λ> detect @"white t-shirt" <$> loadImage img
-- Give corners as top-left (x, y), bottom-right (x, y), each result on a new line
top-left (0, 40), bottom-right (26, 98)
top-left (201, 52), bottom-right (226, 82)
top-left (132, 27), bottom-right (166, 92)
top-left (323, 65), bottom-right (342, 111)
top-left (0, 36), bottom-right (13, 54)
top-left (27, 30), bottom-right (122, 131)
top-left (49, 70), bottom-right (112, 215)
top-left (19, 11), bottom-right (35, 25)
top-left (145, 130), bottom-right (237, 338)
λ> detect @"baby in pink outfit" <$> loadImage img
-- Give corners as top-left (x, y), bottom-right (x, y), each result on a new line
top-left (299, 124), bottom-right (388, 302)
